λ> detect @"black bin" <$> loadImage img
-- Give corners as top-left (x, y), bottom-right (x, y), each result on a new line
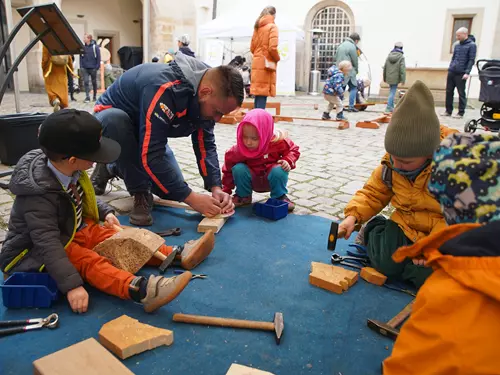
top-left (117, 46), bottom-right (143, 70)
top-left (0, 113), bottom-right (48, 165)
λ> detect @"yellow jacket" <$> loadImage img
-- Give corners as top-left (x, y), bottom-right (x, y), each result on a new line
top-left (344, 126), bottom-right (457, 242)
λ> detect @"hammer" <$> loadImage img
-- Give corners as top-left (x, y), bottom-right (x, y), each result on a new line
top-left (172, 312), bottom-right (284, 345)
top-left (327, 222), bottom-right (361, 251)
top-left (367, 300), bottom-right (414, 340)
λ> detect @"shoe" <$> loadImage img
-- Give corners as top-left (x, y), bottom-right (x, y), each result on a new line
top-left (52, 99), bottom-right (61, 112)
top-left (277, 194), bottom-right (295, 212)
top-left (130, 192), bottom-right (154, 226)
top-left (346, 106), bottom-right (359, 113)
top-left (93, 96), bottom-right (97, 102)
top-left (336, 111), bottom-right (348, 121)
top-left (90, 163), bottom-right (113, 195)
top-left (233, 195), bottom-right (252, 207)
top-left (384, 107), bottom-right (393, 114)
top-left (177, 231), bottom-right (215, 270)
top-left (141, 273), bottom-right (192, 313)
top-left (441, 112), bottom-right (452, 116)
top-left (71, 96), bottom-right (76, 102)
top-left (84, 97), bottom-right (90, 103)
top-left (322, 112), bottom-right (331, 120)
top-left (453, 113), bottom-right (464, 119)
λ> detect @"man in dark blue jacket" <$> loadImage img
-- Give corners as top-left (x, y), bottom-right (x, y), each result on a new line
top-left (92, 53), bottom-right (243, 226)
top-left (444, 27), bottom-right (477, 118)
top-left (177, 34), bottom-right (196, 58)
top-left (80, 33), bottom-right (101, 103)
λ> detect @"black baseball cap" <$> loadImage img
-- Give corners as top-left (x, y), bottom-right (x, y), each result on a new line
top-left (38, 109), bottom-right (121, 163)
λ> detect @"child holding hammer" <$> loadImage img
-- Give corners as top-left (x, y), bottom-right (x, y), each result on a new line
top-left (384, 132), bottom-right (500, 374)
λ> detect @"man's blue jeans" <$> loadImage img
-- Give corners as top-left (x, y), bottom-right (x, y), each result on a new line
top-left (348, 81), bottom-right (357, 108)
top-left (232, 163), bottom-right (288, 198)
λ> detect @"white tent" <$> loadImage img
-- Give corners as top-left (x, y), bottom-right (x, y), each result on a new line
top-left (198, 10), bottom-right (304, 96)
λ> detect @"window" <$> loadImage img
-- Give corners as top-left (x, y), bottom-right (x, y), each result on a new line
top-left (311, 6), bottom-right (352, 80)
top-left (450, 17), bottom-right (473, 52)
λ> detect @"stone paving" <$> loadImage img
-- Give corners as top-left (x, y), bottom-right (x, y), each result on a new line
top-left (0, 91), bottom-right (480, 241)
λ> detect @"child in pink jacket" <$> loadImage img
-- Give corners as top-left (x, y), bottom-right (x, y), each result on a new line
top-left (222, 109), bottom-right (300, 211)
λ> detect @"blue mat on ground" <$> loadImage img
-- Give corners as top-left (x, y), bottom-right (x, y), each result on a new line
top-left (0, 207), bottom-right (412, 375)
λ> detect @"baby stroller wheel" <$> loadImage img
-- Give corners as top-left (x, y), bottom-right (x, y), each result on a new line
top-left (464, 119), bottom-right (478, 133)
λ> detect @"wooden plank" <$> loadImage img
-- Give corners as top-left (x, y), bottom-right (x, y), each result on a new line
top-left (99, 315), bottom-right (173, 360)
top-left (153, 198), bottom-right (192, 211)
top-left (33, 338), bottom-right (134, 375)
top-left (242, 102), bottom-right (281, 115)
top-left (219, 116), bottom-right (238, 125)
top-left (226, 363), bottom-right (275, 375)
top-left (309, 262), bottom-right (358, 294)
top-left (356, 121), bottom-right (381, 129)
top-left (272, 115), bottom-right (294, 123)
top-left (337, 121), bottom-right (350, 130)
top-left (198, 217), bottom-right (227, 234)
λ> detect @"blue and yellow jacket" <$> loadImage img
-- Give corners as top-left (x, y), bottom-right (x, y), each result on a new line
top-left (323, 65), bottom-right (346, 97)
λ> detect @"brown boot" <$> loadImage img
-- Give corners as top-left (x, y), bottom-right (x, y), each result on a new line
top-left (130, 192), bottom-right (154, 226)
top-left (176, 231), bottom-right (215, 270)
top-left (141, 273), bottom-right (192, 313)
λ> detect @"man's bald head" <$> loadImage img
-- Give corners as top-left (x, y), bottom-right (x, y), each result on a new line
top-left (456, 27), bottom-right (469, 42)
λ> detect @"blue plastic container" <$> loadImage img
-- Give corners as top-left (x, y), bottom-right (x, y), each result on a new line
top-left (253, 198), bottom-right (289, 221)
top-left (1, 273), bottom-right (59, 308)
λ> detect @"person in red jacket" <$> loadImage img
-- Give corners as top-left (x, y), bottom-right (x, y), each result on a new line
top-left (222, 109), bottom-right (300, 211)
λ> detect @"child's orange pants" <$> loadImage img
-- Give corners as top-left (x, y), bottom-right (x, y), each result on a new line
top-left (65, 221), bottom-right (172, 299)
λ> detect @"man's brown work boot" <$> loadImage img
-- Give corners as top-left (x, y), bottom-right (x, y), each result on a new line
top-left (130, 192), bottom-right (154, 226)
top-left (141, 272), bottom-right (192, 313)
top-left (176, 231), bottom-right (215, 270)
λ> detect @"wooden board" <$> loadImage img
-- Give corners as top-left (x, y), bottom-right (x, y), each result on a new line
top-left (272, 115), bottom-right (294, 123)
top-left (309, 262), bottom-right (358, 294)
top-left (99, 315), bottom-right (173, 360)
top-left (241, 102), bottom-right (281, 115)
top-left (93, 228), bottom-right (165, 273)
top-left (360, 267), bottom-right (387, 286)
top-left (153, 198), bottom-right (234, 218)
top-left (226, 363), bottom-right (275, 375)
top-left (198, 217), bottom-right (227, 234)
top-left (33, 338), bottom-right (134, 375)
top-left (356, 121), bottom-right (381, 129)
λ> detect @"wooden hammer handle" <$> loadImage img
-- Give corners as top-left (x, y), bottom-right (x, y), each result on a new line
top-left (112, 225), bottom-right (167, 261)
top-left (388, 300), bottom-right (414, 328)
top-left (173, 313), bottom-right (275, 331)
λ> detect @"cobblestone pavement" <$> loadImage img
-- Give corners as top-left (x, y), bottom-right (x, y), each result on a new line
top-left (0, 92), bottom-right (480, 240)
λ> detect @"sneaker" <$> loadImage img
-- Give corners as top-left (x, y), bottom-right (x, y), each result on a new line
top-left (71, 96), bottom-right (77, 102)
top-left (90, 163), bottom-right (113, 195)
top-left (384, 107), bottom-right (393, 114)
top-left (277, 194), bottom-right (295, 212)
top-left (84, 97), bottom-right (90, 103)
top-left (453, 113), bottom-right (464, 119)
top-left (336, 111), bottom-right (348, 121)
top-left (130, 192), bottom-right (154, 226)
top-left (346, 106), bottom-right (359, 113)
top-left (93, 96), bottom-right (97, 102)
top-left (322, 112), bottom-right (331, 120)
top-left (141, 273), bottom-right (192, 313)
top-left (441, 111), bottom-right (452, 117)
top-left (177, 231), bottom-right (215, 270)
top-left (233, 195), bottom-right (252, 207)
top-left (52, 99), bottom-right (61, 112)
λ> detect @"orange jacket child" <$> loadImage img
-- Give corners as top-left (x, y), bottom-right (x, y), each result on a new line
top-left (384, 132), bottom-right (500, 375)
top-left (339, 81), bottom-right (458, 288)
top-left (222, 109), bottom-right (300, 211)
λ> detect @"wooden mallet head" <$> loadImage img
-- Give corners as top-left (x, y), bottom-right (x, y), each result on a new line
top-left (274, 312), bottom-right (284, 345)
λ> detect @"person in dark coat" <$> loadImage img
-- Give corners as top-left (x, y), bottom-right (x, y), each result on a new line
top-left (443, 27), bottom-right (477, 118)
top-left (177, 35), bottom-right (196, 58)
top-left (383, 42), bottom-right (406, 113)
top-left (80, 33), bottom-right (101, 103)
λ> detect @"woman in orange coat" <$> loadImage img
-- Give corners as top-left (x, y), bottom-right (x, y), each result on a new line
top-left (250, 6), bottom-right (280, 109)
top-left (41, 46), bottom-right (75, 112)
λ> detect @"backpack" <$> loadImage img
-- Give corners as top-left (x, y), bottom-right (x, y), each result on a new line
top-left (51, 55), bottom-right (69, 66)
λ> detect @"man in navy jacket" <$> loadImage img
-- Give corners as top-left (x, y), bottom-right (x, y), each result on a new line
top-left (443, 27), bottom-right (477, 118)
top-left (80, 33), bottom-right (101, 103)
top-left (92, 53), bottom-right (243, 225)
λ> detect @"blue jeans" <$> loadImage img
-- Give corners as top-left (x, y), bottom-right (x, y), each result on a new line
top-left (232, 163), bottom-right (288, 198)
top-left (254, 96), bottom-right (268, 109)
top-left (387, 84), bottom-right (398, 111)
top-left (95, 108), bottom-right (185, 200)
top-left (348, 81), bottom-right (357, 108)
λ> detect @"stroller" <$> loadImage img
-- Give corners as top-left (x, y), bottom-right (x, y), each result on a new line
top-left (465, 59), bottom-right (500, 133)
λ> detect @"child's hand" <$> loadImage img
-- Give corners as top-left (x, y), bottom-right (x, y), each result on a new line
top-left (412, 258), bottom-right (427, 267)
top-left (104, 213), bottom-right (120, 229)
top-left (278, 160), bottom-right (291, 172)
top-left (67, 286), bottom-right (89, 314)
top-left (339, 216), bottom-right (357, 239)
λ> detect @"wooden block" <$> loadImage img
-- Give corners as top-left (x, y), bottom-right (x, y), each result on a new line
top-left (153, 198), bottom-right (193, 211)
top-left (356, 121), bottom-right (380, 129)
top-left (378, 115), bottom-right (391, 123)
top-left (99, 315), bottom-right (173, 360)
top-left (360, 267), bottom-right (387, 286)
top-left (273, 115), bottom-right (294, 123)
top-left (93, 228), bottom-right (165, 273)
top-left (198, 217), bottom-right (227, 234)
top-left (33, 338), bottom-right (134, 375)
top-left (337, 121), bottom-right (350, 130)
top-left (219, 116), bottom-right (238, 125)
top-left (309, 262), bottom-right (358, 294)
top-left (226, 364), bottom-right (275, 375)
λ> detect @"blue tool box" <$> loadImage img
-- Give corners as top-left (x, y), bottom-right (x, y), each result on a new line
top-left (253, 198), bottom-right (289, 220)
top-left (1, 273), bottom-right (59, 308)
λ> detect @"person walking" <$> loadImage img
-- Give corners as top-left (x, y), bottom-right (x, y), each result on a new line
top-left (250, 6), bottom-right (280, 110)
top-left (80, 33), bottom-right (101, 103)
top-left (443, 27), bottom-right (477, 118)
top-left (41, 46), bottom-right (75, 112)
top-left (383, 42), bottom-right (406, 113)
top-left (335, 33), bottom-right (361, 112)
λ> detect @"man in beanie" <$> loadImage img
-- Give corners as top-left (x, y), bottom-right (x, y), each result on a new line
top-left (383, 133), bottom-right (500, 374)
top-left (339, 80), bottom-right (457, 288)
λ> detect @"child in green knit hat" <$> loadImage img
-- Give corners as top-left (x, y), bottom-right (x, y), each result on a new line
top-left (339, 80), bottom-right (457, 288)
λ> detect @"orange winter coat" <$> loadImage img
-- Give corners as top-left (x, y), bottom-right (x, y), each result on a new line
top-left (250, 15), bottom-right (280, 97)
top-left (344, 125), bottom-right (457, 242)
top-left (384, 222), bottom-right (500, 375)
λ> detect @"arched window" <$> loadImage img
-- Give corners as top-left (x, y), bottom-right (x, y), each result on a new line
top-left (311, 6), bottom-right (352, 80)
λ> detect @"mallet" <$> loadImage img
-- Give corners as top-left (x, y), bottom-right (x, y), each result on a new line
top-left (172, 312), bottom-right (284, 345)
top-left (367, 300), bottom-right (414, 340)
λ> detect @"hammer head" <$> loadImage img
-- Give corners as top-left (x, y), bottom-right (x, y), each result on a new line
top-left (159, 250), bottom-right (178, 273)
top-left (327, 222), bottom-right (339, 251)
top-left (274, 312), bottom-right (284, 345)
top-left (367, 319), bottom-right (399, 341)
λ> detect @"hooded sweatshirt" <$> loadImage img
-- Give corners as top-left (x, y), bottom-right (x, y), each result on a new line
top-left (222, 109), bottom-right (300, 194)
top-left (80, 39), bottom-right (101, 70)
top-left (383, 48), bottom-right (406, 85)
top-left (94, 53), bottom-right (221, 201)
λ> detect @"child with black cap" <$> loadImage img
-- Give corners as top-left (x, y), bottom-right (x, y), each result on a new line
top-left (0, 109), bottom-right (214, 313)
